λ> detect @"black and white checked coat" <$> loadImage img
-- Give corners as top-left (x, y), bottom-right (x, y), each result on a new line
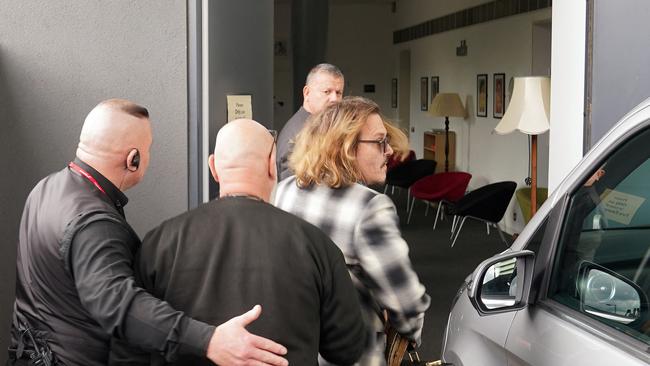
top-left (275, 177), bottom-right (431, 365)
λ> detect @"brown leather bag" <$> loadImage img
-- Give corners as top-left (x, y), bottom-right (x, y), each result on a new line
top-left (385, 323), bottom-right (410, 366)
top-left (384, 323), bottom-right (443, 366)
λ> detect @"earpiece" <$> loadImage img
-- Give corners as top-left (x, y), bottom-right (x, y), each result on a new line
top-left (132, 150), bottom-right (140, 168)
top-left (127, 148), bottom-right (140, 172)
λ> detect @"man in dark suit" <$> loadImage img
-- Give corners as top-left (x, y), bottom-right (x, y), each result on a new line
top-left (277, 63), bottom-right (344, 180)
top-left (9, 99), bottom-right (289, 366)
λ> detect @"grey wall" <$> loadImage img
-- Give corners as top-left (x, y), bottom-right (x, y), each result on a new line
top-left (0, 0), bottom-right (188, 359)
top-left (590, 0), bottom-right (650, 146)
top-left (207, 0), bottom-right (273, 129)
top-left (207, 0), bottom-right (274, 199)
top-left (291, 0), bottom-right (329, 112)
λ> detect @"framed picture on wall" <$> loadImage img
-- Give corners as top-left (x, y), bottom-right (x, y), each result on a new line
top-left (493, 73), bottom-right (505, 118)
top-left (430, 76), bottom-right (439, 103)
top-left (391, 78), bottom-right (398, 108)
top-left (420, 77), bottom-right (429, 111)
top-left (477, 74), bottom-right (488, 117)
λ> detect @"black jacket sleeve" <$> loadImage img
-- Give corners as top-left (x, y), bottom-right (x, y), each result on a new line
top-left (318, 240), bottom-right (369, 365)
top-left (70, 220), bottom-right (214, 362)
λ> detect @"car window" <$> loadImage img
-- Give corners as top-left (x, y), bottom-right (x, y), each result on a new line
top-left (548, 127), bottom-right (650, 345)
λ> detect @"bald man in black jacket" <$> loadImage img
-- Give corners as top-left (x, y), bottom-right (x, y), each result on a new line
top-left (111, 119), bottom-right (367, 365)
top-left (9, 100), bottom-right (288, 366)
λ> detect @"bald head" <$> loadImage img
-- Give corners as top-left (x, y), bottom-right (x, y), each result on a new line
top-left (76, 99), bottom-right (153, 191)
top-left (209, 119), bottom-right (276, 201)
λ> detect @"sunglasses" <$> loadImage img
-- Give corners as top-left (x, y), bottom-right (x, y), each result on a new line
top-left (358, 135), bottom-right (391, 154)
top-left (268, 129), bottom-right (278, 160)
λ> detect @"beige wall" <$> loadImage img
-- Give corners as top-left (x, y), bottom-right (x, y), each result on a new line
top-left (276, 1), bottom-right (554, 233)
top-left (395, 0), bottom-right (493, 28)
top-left (394, 3), bottom-right (551, 234)
top-left (328, 2), bottom-right (395, 114)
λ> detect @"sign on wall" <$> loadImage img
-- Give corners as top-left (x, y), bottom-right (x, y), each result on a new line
top-left (227, 95), bottom-right (253, 122)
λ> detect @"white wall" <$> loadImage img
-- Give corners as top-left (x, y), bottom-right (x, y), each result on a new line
top-left (549, 1), bottom-right (586, 192)
top-left (328, 2), bottom-right (395, 114)
top-left (395, 0), bottom-right (492, 27)
top-left (394, 4), bottom-right (552, 234)
top-left (280, 0), bottom-right (555, 234)
top-left (392, 0), bottom-right (590, 230)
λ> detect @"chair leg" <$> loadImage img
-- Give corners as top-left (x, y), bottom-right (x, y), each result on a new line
top-left (495, 223), bottom-right (509, 247)
top-left (383, 185), bottom-right (388, 194)
top-left (407, 198), bottom-right (417, 224)
top-left (433, 202), bottom-right (443, 230)
top-left (406, 189), bottom-right (411, 212)
top-left (450, 215), bottom-right (458, 237)
top-left (404, 195), bottom-right (407, 211)
top-left (486, 222), bottom-right (490, 235)
top-left (451, 217), bottom-right (468, 247)
top-left (425, 202), bottom-right (430, 216)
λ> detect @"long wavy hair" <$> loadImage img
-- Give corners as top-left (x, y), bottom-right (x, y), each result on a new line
top-left (290, 96), bottom-right (409, 188)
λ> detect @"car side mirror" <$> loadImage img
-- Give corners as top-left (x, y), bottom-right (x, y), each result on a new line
top-left (469, 250), bottom-right (535, 313)
top-left (577, 262), bottom-right (648, 324)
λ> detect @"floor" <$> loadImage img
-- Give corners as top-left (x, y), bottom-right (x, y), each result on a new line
top-left (388, 190), bottom-right (510, 361)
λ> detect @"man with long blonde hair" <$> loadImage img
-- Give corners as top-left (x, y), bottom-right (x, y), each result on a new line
top-left (275, 97), bottom-right (430, 366)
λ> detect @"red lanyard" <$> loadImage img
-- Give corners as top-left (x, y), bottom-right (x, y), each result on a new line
top-left (68, 162), bottom-right (107, 195)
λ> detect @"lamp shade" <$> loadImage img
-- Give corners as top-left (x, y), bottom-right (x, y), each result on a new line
top-left (494, 76), bottom-right (550, 135)
top-left (429, 93), bottom-right (465, 118)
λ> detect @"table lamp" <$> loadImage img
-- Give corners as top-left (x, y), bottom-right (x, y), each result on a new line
top-left (429, 93), bottom-right (465, 172)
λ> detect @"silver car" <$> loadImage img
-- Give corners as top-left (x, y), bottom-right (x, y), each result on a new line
top-left (442, 99), bottom-right (650, 365)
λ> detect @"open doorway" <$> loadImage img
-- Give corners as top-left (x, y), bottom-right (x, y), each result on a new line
top-left (188, 0), bottom-right (274, 205)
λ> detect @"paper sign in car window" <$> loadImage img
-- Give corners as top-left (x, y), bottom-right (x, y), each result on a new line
top-left (601, 189), bottom-right (646, 225)
top-left (227, 95), bottom-right (252, 122)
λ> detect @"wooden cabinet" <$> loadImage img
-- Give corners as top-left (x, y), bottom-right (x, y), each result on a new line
top-left (423, 130), bottom-right (456, 173)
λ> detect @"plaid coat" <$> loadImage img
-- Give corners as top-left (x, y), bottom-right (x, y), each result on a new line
top-left (275, 177), bottom-right (430, 366)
